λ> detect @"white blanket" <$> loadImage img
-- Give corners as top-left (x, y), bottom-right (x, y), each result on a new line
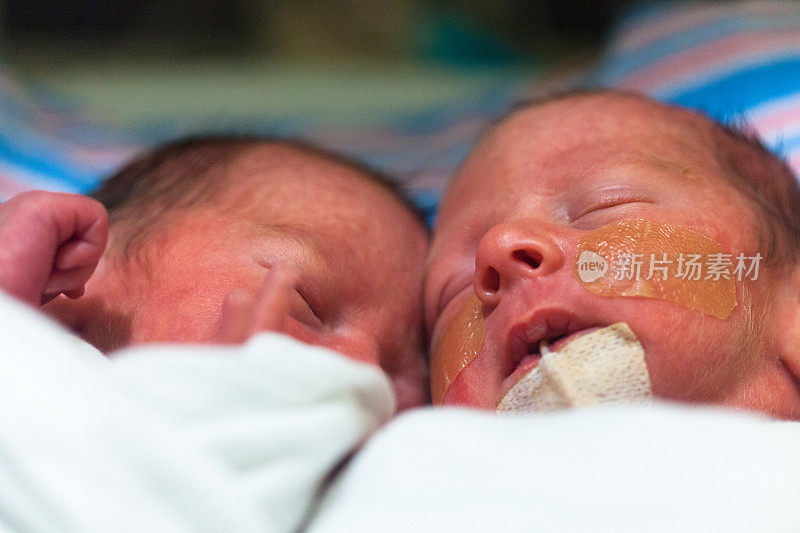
top-left (310, 405), bottom-right (800, 532)
top-left (3, 289), bottom-right (800, 532)
top-left (0, 292), bottom-right (393, 533)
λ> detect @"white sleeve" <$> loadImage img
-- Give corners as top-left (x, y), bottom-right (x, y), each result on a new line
top-left (0, 292), bottom-right (393, 533)
top-left (309, 404), bottom-right (800, 533)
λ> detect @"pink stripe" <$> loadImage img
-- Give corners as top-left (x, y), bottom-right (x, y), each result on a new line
top-left (70, 145), bottom-right (143, 167)
top-left (616, 29), bottom-right (800, 93)
top-left (749, 103), bottom-right (800, 134)
top-left (614, 1), bottom-right (799, 54)
top-left (0, 171), bottom-right (32, 199)
top-left (788, 152), bottom-right (800, 176)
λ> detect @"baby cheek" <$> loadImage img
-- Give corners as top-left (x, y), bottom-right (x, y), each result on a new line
top-left (128, 285), bottom-right (228, 345)
top-left (602, 300), bottom-right (753, 402)
top-left (572, 219), bottom-right (766, 400)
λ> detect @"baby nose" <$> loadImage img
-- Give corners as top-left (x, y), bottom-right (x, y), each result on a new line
top-left (474, 222), bottom-right (564, 308)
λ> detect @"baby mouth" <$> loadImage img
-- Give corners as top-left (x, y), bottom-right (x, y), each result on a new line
top-left (502, 326), bottom-right (603, 398)
top-left (497, 323), bottom-right (652, 413)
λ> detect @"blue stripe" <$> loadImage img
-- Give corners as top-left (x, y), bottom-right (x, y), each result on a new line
top-left (660, 56), bottom-right (800, 121)
top-left (409, 190), bottom-right (440, 229)
top-left (765, 130), bottom-right (800, 158)
top-left (594, 15), bottom-right (800, 85)
top-left (0, 133), bottom-right (99, 190)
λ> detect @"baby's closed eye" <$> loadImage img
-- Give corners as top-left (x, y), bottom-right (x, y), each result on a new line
top-left (289, 287), bottom-right (327, 330)
top-left (565, 182), bottom-right (655, 226)
top-left (571, 198), bottom-right (654, 229)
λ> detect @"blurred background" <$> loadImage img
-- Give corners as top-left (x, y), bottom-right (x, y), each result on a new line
top-left (0, 0), bottom-right (644, 127)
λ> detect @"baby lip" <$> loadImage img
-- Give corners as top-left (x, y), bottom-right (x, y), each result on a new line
top-left (503, 312), bottom-right (557, 376)
top-left (503, 310), bottom-right (599, 379)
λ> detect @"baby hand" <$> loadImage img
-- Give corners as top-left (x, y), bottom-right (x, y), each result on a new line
top-left (216, 265), bottom-right (298, 344)
top-left (0, 191), bottom-right (108, 306)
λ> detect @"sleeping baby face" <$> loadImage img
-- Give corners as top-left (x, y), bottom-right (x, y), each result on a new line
top-left (426, 92), bottom-right (800, 418)
top-left (45, 142), bottom-right (429, 410)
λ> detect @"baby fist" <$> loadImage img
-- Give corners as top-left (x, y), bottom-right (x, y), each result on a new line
top-left (0, 191), bottom-right (108, 306)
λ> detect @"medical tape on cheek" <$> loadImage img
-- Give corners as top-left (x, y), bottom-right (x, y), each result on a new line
top-left (430, 293), bottom-right (486, 404)
top-left (574, 220), bottom-right (737, 319)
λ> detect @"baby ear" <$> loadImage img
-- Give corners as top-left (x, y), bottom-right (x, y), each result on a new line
top-left (774, 264), bottom-right (800, 379)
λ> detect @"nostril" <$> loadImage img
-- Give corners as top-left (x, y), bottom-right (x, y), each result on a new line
top-left (482, 267), bottom-right (501, 294)
top-left (512, 249), bottom-right (542, 270)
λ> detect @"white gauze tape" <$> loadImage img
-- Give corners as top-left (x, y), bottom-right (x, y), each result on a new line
top-left (496, 323), bottom-right (652, 414)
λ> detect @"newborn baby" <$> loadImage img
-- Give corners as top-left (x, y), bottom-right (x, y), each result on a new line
top-left (425, 90), bottom-right (800, 419)
top-left (0, 136), bottom-right (428, 410)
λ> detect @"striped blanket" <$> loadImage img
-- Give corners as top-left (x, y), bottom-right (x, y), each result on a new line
top-left (592, 0), bottom-right (800, 175)
top-left (1, 0), bottom-right (799, 224)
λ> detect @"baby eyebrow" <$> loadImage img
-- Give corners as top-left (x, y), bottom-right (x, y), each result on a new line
top-left (618, 153), bottom-right (702, 182)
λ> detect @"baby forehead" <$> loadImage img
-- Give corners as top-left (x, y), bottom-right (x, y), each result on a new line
top-left (461, 95), bottom-right (720, 182)
top-left (232, 146), bottom-right (407, 209)
top-left (491, 94), bottom-right (708, 151)
top-left (227, 147), bottom-right (426, 250)
top-left (439, 99), bottom-right (733, 222)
